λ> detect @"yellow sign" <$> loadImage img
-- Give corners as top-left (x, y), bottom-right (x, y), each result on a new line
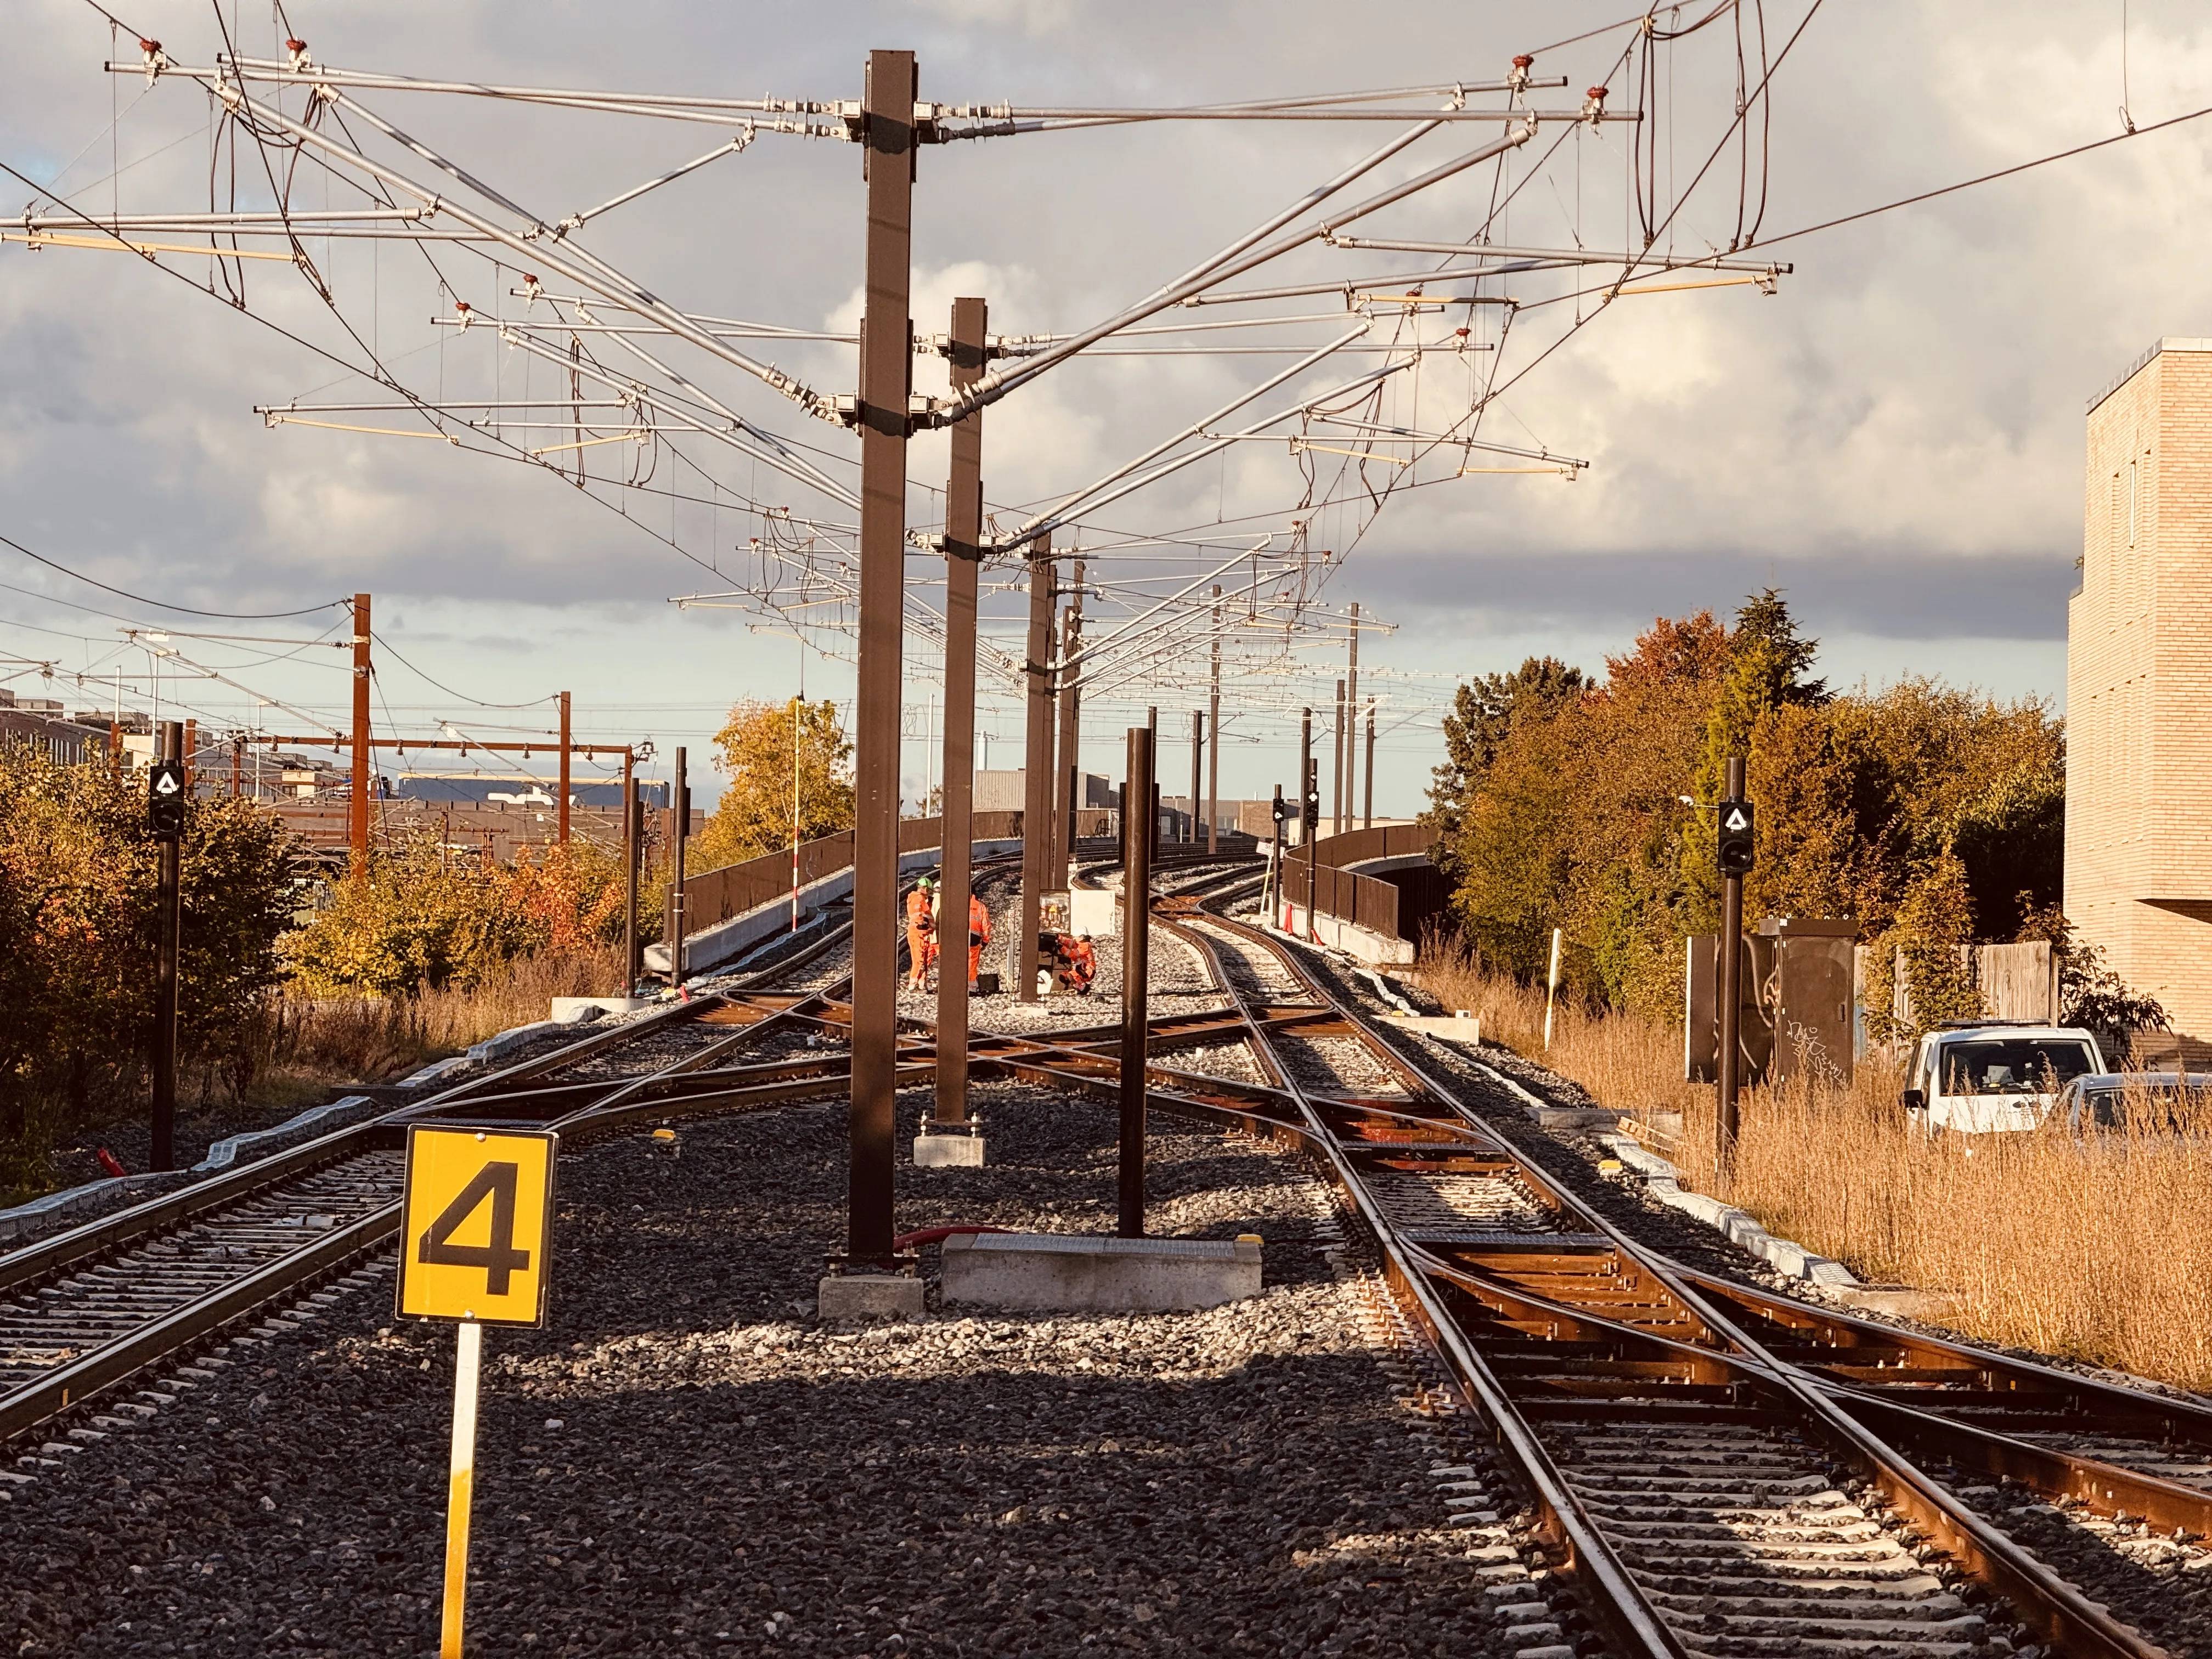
top-left (397, 1126), bottom-right (557, 1327)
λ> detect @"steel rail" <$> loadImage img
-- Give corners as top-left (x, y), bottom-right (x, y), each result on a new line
top-left (1135, 908), bottom-right (1678, 1658)
top-left (1161, 902), bottom-right (2172, 1659)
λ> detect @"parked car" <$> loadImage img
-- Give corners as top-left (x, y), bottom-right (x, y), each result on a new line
top-left (2055, 1071), bottom-right (2210, 1135)
top-left (1899, 1023), bottom-right (2108, 1135)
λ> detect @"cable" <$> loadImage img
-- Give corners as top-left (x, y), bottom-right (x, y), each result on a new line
top-left (368, 628), bottom-right (551, 710)
top-left (1752, 97), bottom-right (2212, 250)
top-left (0, 532), bottom-right (345, 620)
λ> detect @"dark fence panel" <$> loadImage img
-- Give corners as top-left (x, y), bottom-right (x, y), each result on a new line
top-left (1280, 824), bottom-right (1435, 942)
top-left (686, 812), bottom-right (1026, 933)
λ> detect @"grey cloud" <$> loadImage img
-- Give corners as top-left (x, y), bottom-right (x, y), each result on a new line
top-left (1357, 546), bottom-right (2078, 642)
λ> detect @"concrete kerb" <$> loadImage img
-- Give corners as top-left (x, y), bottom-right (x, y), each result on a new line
top-left (1589, 1130), bottom-right (1859, 1288)
top-left (0, 1092), bottom-right (384, 1244)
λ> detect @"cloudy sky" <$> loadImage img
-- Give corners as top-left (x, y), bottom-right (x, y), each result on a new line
top-left (3, 1), bottom-right (2204, 813)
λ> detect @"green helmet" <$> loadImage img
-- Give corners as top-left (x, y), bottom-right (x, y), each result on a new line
top-left (917, 874), bottom-right (935, 889)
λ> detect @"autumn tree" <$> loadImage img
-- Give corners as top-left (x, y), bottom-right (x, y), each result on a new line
top-left (0, 744), bottom-right (296, 1195)
top-left (1424, 656), bottom-right (1587, 848)
top-left (283, 833), bottom-right (629, 997)
top-left (1427, 592), bottom-right (2091, 1032)
top-left (689, 696), bottom-right (855, 872)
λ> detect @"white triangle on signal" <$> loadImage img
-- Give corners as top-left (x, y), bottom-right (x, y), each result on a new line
top-left (155, 773), bottom-right (180, 794)
top-left (1723, 808), bottom-right (1748, 831)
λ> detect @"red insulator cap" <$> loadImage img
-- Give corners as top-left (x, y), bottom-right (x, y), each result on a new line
top-left (286, 38), bottom-right (307, 52)
top-left (455, 299), bottom-right (471, 311)
top-left (138, 38), bottom-right (161, 53)
top-left (1588, 86), bottom-right (1610, 101)
top-left (1512, 54), bottom-right (1534, 69)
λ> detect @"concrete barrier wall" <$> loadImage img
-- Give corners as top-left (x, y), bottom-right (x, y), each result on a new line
top-left (1274, 902), bottom-right (1414, 967)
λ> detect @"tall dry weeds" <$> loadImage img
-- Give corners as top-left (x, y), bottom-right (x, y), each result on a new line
top-left (263, 944), bottom-right (628, 1088)
top-left (1412, 937), bottom-right (2212, 1391)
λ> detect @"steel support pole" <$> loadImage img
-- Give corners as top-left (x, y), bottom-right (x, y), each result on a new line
top-left (1332, 677), bottom-right (1347, 839)
top-left (1053, 561), bottom-right (1082, 890)
top-left (1188, 710), bottom-right (1202, 845)
top-left (557, 691), bottom-right (572, 844)
top-left (622, 761), bottom-right (639, 996)
top-left (848, 47), bottom-right (917, 1267)
top-left (1018, 537), bottom-right (1055, 1004)
top-left (1717, 754), bottom-right (1746, 1184)
top-left (151, 719), bottom-right (182, 1173)
top-left (935, 295), bottom-right (986, 1128)
top-left (1207, 584), bottom-right (1221, 855)
top-left (1298, 708), bottom-right (1312, 933)
top-left (1117, 724), bottom-right (1155, 1238)
top-left (1268, 783), bottom-right (1283, 920)
top-left (669, 746), bottom-right (690, 983)
top-left (1363, 696), bottom-right (1375, 830)
top-left (1345, 602), bottom-right (1359, 833)
top-left (1146, 706), bottom-right (1159, 863)
top-left (350, 592), bottom-right (371, 869)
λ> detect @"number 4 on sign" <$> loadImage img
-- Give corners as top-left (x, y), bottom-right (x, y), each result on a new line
top-left (398, 1127), bottom-right (556, 1324)
top-left (396, 1126), bottom-right (557, 1659)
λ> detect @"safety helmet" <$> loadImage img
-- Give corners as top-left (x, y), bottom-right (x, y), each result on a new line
top-left (917, 874), bottom-right (935, 888)
top-left (1079, 933), bottom-right (1092, 941)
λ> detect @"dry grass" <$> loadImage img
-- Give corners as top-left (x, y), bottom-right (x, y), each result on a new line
top-left (1411, 936), bottom-right (2212, 1392)
top-left (259, 945), bottom-right (629, 1090)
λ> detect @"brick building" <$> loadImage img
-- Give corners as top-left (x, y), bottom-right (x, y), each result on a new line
top-left (2067, 337), bottom-right (2212, 1048)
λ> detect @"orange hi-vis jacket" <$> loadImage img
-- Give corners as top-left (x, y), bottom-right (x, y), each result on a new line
top-left (907, 888), bottom-right (936, 935)
top-left (968, 894), bottom-right (991, 944)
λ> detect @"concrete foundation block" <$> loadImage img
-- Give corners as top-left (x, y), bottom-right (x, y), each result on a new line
top-left (941, 1231), bottom-right (1262, 1312)
top-left (1830, 1284), bottom-right (1955, 1321)
top-left (1379, 1013), bottom-right (1485, 1042)
top-left (912, 1131), bottom-right (986, 1167)
top-left (551, 996), bottom-right (651, 1024)
top-left (816, 1273), bottom-right (926, 1319)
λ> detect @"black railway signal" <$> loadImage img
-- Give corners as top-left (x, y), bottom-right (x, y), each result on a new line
top-left (1717, 797), bottom-right (1755, 877)
top-left (148, 759), bottom-right (188, 842)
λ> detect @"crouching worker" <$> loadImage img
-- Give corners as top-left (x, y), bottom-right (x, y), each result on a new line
top-left (1053, 932), bottom-right (1097, 995)
top-left (906, 875), bottom-right (938, 990)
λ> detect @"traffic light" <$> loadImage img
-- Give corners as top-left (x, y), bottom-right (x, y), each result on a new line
top-left (1270, 796), bottom-right (1293, 823)
top-left (1717, 797), bottom-right (1756, 877)
top-left (148, 759), bottom-right (187, 842)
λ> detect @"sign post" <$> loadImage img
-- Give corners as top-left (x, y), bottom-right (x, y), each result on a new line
top-left (397, 1125), bottom-right (557, 1658)
top-left (1714, 760), bottom-right (1755, 1181)
top-left (148, 726), bottom-right (186, 1172)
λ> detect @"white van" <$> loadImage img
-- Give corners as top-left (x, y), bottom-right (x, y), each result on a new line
top-left (1900, 1023), bottom-right (2107, 1135)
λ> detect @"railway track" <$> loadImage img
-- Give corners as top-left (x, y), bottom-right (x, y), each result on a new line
top-left (1130, 899), bottom-right (2212, 1659)
top-left (0, 856), bottom-right (1049, 1448)
top-left (13, 840), bottom-right (2204, 1659)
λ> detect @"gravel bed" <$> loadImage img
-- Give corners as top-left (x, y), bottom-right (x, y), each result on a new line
top-left (2, 1081), bottom-right (1556, 1658)
top-left (1946, 1480), bottom-right (2212, 1656)
top-left (1167, 1043), bottom-right (1268, 1087)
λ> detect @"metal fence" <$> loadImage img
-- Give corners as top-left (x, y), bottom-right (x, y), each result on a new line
top-left (684, 811), bottom-right (1026, 934)
top-left (1280, 824), bottom-right (1438, 943)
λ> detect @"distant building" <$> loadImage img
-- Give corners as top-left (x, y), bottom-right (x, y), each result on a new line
top-left (973, 770), bottom-right (1114, 813)
top-left (392, 773), bottom-right (667, 809)
top-left (2067, 337), bottom-right (2212, 1052)
top-left (0, 689), bottom-right (97, 766)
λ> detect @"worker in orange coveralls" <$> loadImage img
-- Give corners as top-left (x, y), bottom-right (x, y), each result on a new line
top-left (965, 891), bottom-right (993, 991)
top-left (1053, 932), bottom-right (1097, 995)
top-left (906, 875), bottom-right (938, 990)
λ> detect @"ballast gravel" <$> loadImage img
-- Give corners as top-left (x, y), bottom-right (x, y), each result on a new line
top-left (2, 1079), bottom-right (1543, 1658)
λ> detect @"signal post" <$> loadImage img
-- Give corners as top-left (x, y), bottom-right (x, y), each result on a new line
top-left (1716, 756), bottom-right (1755, 1181)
